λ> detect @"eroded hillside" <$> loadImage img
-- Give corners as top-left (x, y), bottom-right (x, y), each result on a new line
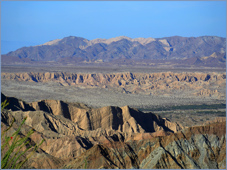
top-left (1, 94), bottom-right (226, 169)
top-left (2, 71), bottom-right (226, 100)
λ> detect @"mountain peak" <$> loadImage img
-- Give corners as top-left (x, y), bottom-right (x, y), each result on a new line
top-left (41, 39), bottom-right (62, 46)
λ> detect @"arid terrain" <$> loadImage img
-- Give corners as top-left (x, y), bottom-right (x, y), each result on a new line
top-left (2, 36), bottom-right (226, 68)
top-left (1, 35), bottom-right (226, 168)
top-left (1, 92), bottom-right (226, 169)
top-left (1, 71), bottom-right (226, 97)
top-left (1, 64), bottom-right (226, 169)
top-left (1, 66), bottom-right (226, 126)
top-left (1, 66), bottom-right (226, 105)
top-left (1, 17), bottom-right (226, 169)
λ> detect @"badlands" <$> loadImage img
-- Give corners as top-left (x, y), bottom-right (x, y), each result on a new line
top-left (1, 66), bottom-right (226, 127)
top-left (1, 66), bottom-right (226, 108)
top-left (1, 66), bottom-right (226, 169)
top-left (1, 93), bottom-right (226, 169)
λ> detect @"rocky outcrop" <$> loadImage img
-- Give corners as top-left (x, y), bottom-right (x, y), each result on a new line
top-left (1, 71), bottom-right (226, 99)
top-left (63, 121), bottom-right (226, 169)
top-left (1, 93), bottom-right (35, 111)
top-left (203, 117), bottom-right (226, 125)
top-left (1, 93), bottom-right (183, 135)
top-left (1, 94), bottom-right (225, 169)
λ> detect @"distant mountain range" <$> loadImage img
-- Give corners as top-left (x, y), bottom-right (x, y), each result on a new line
top-left (1, 36), bottom-right (226, 68)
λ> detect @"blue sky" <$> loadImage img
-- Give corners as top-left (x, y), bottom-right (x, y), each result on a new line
top-left (1, 1), bottom-right (226, 54)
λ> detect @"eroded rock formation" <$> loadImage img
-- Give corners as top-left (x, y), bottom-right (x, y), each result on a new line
top-left (1, 93), bottom-right (226, 169)
top-left (1, 93), bottom-right (183, 135)
top-left (1, 71), bottom-right (226, 99)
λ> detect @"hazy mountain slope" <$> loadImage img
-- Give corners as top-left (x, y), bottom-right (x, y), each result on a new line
top-left (2, 36), bottom-right (226, 67)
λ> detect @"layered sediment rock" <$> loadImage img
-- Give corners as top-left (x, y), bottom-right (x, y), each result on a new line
top-left (1, 93), bottom-right (226, 169)
top-left (1, 72), bottom-right (226, 99)
top-left (1, 93), bottom-right (183, 135)
top-left (63, 121), bottom-right (226, 169)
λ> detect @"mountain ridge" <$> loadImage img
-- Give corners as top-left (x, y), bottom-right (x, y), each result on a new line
top-left (2, 35), bottom-right (226, 67)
